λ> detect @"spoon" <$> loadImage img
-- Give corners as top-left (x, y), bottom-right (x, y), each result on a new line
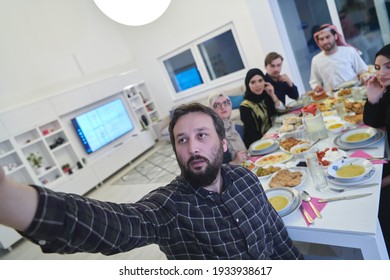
top-left (301, 191), bottom-right (322, 219)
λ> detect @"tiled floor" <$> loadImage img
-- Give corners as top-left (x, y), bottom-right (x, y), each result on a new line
top-left (115, 141), bottom-right (180, 185)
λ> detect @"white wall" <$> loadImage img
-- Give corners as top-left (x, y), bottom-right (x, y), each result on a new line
top-left (0, 0), bottom-right (296, 119)
top-left (0, 0), bottom-right (135, 112)
top-left (113, 0), bottom-right (271, 117)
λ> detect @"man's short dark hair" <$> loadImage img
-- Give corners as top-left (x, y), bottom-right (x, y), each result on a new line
top-left (264, 52), bottom-right (284, 66)
top-left (168, 103), bottom-right (226, 152)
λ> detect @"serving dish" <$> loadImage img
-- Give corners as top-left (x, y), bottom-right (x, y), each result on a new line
top-left (267, 168), bottom-right (307, 189)
top-left (255, 163), bottom-right (285, 179)
top-left (255, 151), bottom-right (293, 167)
top-left (290, 143), bottom-right (313, 159)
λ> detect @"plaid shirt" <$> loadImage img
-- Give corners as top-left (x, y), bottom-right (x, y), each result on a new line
top-left (21, 164), bottom-right (302, 260)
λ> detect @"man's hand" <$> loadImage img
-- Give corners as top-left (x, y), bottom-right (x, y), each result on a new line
top-left (314, 85), bottom-right (324, 93)
top-left (278, 74), bottom-right (293, 87)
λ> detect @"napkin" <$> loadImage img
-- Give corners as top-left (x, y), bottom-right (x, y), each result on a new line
top-left (300, 197), bottom-right (327, 226)
top-left (349, 150), bottom-right (388, 164)
top-left (263, 132), bottom-right (279, 139)
top-left (248, 155), bottom-right (261, 162)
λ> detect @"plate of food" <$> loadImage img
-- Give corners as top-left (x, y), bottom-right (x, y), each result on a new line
top-left (267, 168), bottom-right (307, 189)
top-left (290, 142), bottom-right (314, 159)
top-left (340, 127), bottom-right (377, 144)
top-left (327, 158), bottom-right (373, 181)
top-left (316, 147), bottom-right (347, 167)
top-left (240, 160), bottom-right (256, 171)
top-left (278, 137), bottom-right (309, 153)
top-left (255, 163), bottom-right (285, 179)
top-left (255, 151), bottom-right (293, 167)
top-left (343, 114), bottom-right (363, 125)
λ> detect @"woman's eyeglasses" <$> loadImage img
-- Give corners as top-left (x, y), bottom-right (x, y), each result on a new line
top-left (213, 100), bottom-right (231, 110)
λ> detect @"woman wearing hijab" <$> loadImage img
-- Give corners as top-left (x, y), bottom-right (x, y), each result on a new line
top-left (240, 68), bottom-right (285, 148)
top-left (208, 92), bottom-right (247, 165)
top-left (363, 44), bottom-right (390, 252)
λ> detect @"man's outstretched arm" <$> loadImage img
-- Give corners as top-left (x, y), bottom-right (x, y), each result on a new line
top-left (0, 167), bottom-right (38, 231)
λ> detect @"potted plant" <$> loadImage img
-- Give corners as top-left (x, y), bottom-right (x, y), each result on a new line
top-left (27, 152), bottom-right (44, 174)
top-left (62, 163), bottom-right (72, 174)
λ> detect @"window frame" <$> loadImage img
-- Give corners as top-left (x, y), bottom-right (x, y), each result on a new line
top-left (159, 23), bottom-right (247, 101)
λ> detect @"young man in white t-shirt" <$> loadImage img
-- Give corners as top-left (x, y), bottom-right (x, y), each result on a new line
top-left (309, 24), bottom-right (368, 92)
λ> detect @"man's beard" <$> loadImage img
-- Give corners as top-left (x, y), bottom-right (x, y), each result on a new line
top-left (178, 143), bottom-right (224, 189)
top-left (322, 40), bottom-right (336, 51)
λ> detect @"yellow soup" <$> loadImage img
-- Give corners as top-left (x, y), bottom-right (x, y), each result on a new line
top-left (256, 142), bottom-right (272, 150)
top-left (346, 132), bottom-right (370, 142)
top-left (336, 164), bottom-right (365, 178)
top-left (269, 196), bottom-right (289, 211)
top-left (329, 123), bottom-right (343, 129)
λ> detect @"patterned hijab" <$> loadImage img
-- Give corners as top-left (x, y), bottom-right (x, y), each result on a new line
top-left (208, 92), bottom-right (246, 158)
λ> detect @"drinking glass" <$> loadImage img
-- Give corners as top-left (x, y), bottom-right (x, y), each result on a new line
top-left (305, 152), bottom-right (328, 192)
top-left (335, 99), bottom-right (346, 118)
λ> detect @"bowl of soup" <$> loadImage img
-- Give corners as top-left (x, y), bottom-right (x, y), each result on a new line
top-left (327, 158), bottom-right (373, 180)
top-left (340, 127), bottom-right (376, 144)
top-left (249, 139), bottom-right (276, 154)
top-left (326, 122), bottom-right (346, 134)
top-left (265, 187), bottom-right (295, 216)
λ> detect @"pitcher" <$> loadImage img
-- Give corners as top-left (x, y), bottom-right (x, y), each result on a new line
top-left (302, 104), bottom-right (328, 140)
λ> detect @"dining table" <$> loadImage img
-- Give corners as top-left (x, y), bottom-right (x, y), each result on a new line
top-left (250, 101), bottom-right (389, 260)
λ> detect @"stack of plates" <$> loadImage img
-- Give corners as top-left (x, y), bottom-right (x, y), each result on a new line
top-left (249, 139), bottom-right (279, 155)
top-left (334, 127), bottom-right (384, 149)
top-left (265, 187), bottom-right (302, 217)
top-left (326, 158), bottom-right (376, 186)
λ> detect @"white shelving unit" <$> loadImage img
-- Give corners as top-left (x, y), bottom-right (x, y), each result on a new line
top-left (124, 82), bottom-right (161, 139)
top-left (13, 119), bottom-right (83, 187)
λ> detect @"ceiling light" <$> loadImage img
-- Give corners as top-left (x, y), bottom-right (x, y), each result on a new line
top-left (93, 0), bottom-right (171, 26)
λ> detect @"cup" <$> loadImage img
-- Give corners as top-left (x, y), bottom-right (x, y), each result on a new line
top-left (305, 153), bottom-right (328, 192)
top-left (352, 87), bottom-right (361, 101)
top-left (334, 99), bottom-right (346, 118)
top-left (301, 94), bottom-right (311, 106)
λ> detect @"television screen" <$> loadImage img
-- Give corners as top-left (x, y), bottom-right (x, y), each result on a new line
top-left (175, 67), bottom-right (203, 91)
top-left (71, 99), bottom-right (134, 154)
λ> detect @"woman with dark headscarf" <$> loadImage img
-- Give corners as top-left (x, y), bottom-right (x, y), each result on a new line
top-left (240, 68), bottom-right (285, 148)
top-left (363, 44), bottom-right (390, 252)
